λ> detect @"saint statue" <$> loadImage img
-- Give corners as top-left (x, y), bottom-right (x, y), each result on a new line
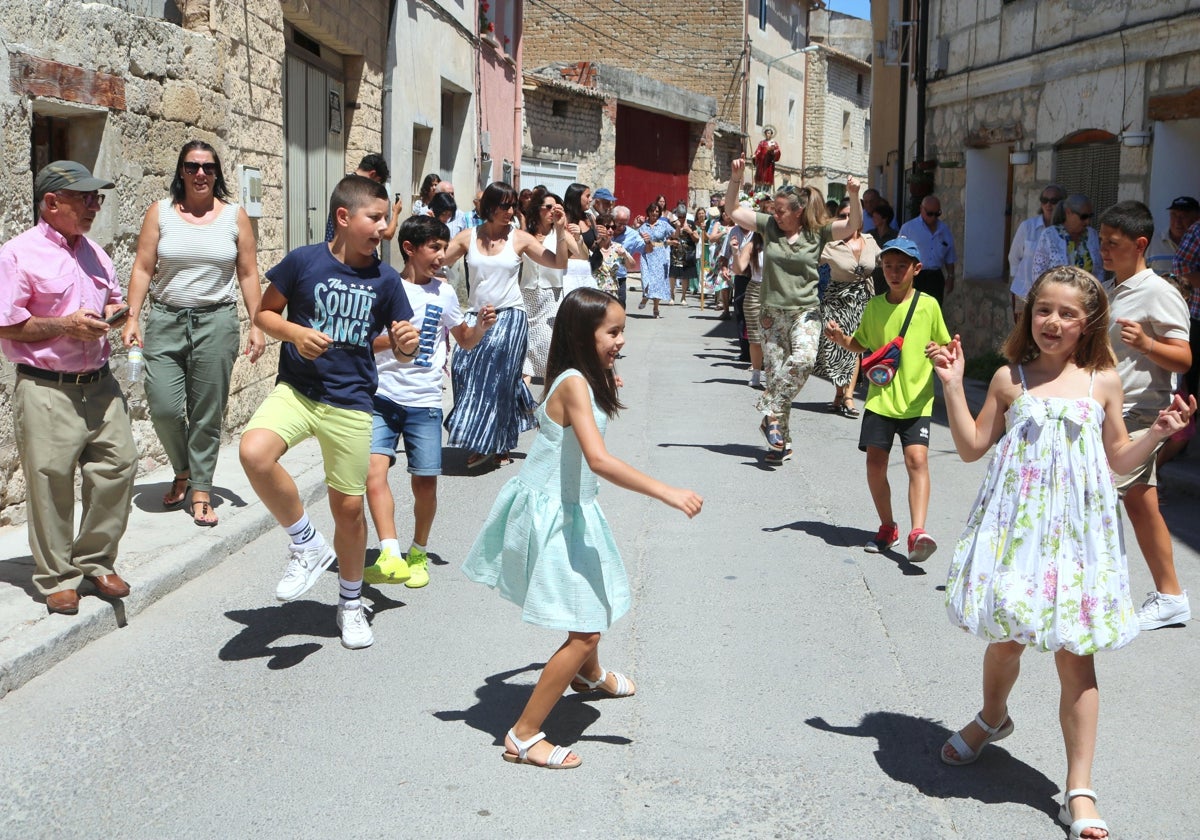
top-left (753, 126), bottom-right (781, 187)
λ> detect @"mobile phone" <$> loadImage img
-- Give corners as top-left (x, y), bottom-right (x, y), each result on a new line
top-left (105, 305), bottom-right (130, 325)
top-left (395, 193), bottom-right (403, 204)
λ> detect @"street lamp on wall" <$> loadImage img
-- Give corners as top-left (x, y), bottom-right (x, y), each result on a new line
top-left (1009, 146), bottom-right (1033, 166)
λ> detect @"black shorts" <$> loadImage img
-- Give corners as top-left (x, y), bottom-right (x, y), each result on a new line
top-left (858, 408), bottom-right (931, 453)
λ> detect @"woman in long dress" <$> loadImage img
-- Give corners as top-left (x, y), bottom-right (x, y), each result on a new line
top-left (521, 187), bottom-right (585, 381)
top-left (443, 182), bottom-right (568, 469)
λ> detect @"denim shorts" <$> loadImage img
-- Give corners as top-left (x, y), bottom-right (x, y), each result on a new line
top-left (370, 396), bottom-right (444, 476)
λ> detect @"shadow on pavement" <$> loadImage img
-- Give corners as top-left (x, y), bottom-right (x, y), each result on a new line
top-left (433, 662), bottom-right (633, 750)
top-left (219, 586), bottom-right (405, 669)
top-left (0, 554), bottom-right (39, 599)
top-left (658, 441), bottom-right (765, 461)
top-left (806, 711), bottom-right (1060, 821)
top-left (131, 481), bottom-right (248, 514)
top-left (762, 521), bottom-right (929, 575)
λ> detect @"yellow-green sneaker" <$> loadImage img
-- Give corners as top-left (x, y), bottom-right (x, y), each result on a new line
top-left (363, 546), bottom-right (411, 584)
top-left (404, 545), bottom-right (430, 589)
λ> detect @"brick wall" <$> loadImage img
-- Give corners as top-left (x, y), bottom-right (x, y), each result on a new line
top-left (523, 1), bottom-right (746, 127)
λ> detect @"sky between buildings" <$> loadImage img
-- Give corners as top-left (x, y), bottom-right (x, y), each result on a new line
top-left (826, 0), bottom-right (870, 21)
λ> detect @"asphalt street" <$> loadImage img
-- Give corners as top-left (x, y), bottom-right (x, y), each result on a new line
top-left (1, 300), bottom-right (1197, 839)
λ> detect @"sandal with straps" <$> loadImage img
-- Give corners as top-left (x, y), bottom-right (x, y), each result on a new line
top-left (1059, 788), bottom-right (1108, 839)
top-left (759, 416), bottom-right (785, 451)
top-left (940, 710), bottom-right (1014, 765)
top-left (570, 667), bottom-right (636, 697)
top-left (502, 729), bottom-right (581, 769)
top-left (163, 476), bottom-right (189, 509)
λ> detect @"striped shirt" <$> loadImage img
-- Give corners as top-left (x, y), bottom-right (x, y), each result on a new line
top-left (151, 199), bottom-right (240, 308)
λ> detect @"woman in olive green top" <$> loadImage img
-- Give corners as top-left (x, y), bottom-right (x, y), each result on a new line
top-left (725, 156), bottom-right (861, 462)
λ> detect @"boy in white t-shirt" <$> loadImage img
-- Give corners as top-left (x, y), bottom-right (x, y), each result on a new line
top-left (364, 215), bottom-right (495, 586)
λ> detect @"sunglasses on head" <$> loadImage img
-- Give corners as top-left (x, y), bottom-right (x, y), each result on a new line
top-left (1040, 196), bottom-right (1061, 205)
top-left (183, 161), bottom-right (218, 175)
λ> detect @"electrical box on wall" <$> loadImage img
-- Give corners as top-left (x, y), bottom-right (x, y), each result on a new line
top-left (239, 165), bottom-right (262, 218)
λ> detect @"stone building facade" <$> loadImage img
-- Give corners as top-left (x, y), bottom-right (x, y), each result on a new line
top-left (800, 44), bottom-right (872, 200)
top-left (0, 0), bottom-right (389, 524)
top-left (521, 72), bottom-right (612, 196)
top-left (870, 0), bottom-right (1200, 356)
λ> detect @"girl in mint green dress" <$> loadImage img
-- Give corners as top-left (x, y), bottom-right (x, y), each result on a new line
top-left (463, 287), bottom-right (703, 769)
top-left (931, 267), bottom-right (1194, 840)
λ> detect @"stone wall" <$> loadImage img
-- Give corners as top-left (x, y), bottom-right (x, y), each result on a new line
top-left (0, 0), bottom-right (387, 524)
top-left (522, 85), bottom-right (612, 190)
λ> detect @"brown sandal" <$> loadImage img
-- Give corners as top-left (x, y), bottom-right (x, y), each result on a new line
top-left (190, 499), bottom-right (218, 527)
top-left (163, 476), bottom-right (189, 508)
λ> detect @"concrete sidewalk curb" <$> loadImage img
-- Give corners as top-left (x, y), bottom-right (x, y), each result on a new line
top-left (0, 438), bottom-right (330, 699)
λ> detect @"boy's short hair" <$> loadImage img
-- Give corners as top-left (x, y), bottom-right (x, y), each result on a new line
top-left (397, 214), bottom-right (450, 263)
top-left (330, 174), bottom-right (388, 224)
top-left (357, 153), bottom-right (389, 183)
top-left (1098, 200), bottom-right (1155, 242)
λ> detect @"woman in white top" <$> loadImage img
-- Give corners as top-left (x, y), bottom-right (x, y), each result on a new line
top-left (443, 181), bottom-right (568, 469)
top-left (521, 187), bottom-right (585, 381)
top-left (123, 140), bottom-right (264, 526)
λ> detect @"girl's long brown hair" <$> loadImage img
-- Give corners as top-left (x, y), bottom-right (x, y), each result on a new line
top-left (543, 287), bottom-right (624, 417)
top-left (1003, 265), bottom-right (1116, 370)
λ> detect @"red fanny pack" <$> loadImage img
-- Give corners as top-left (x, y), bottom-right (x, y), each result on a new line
top-left (861, 291), bottom-right (921, 387)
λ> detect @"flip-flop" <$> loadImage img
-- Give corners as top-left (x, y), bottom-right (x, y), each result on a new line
top-left (163, 476), bottom-right (189, 508)
top-left (190, 500), bottom-right (218, 527)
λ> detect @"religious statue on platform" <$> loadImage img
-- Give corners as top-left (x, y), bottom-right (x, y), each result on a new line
top-left (753, 126), bottom-right (781, 186)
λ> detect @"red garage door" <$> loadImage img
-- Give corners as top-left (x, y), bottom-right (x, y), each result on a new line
top-left (614, 105), bottom-right (690, 217)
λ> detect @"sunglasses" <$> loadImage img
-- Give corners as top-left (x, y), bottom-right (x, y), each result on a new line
top-left (497, 201), bottom-right (517, 210)
top-left (540, 204), bottom-right (555, 211)
top-left (1040, 196), bottom-right (1062, 205)
top-left (183, 161), bottom-right (218, 175)
top-left (1075, 212), bottom-right (1093, 221)
top-left (924, 210), bottom-right (942, 217)
top-left (57, 190), bottom-right (105, 208)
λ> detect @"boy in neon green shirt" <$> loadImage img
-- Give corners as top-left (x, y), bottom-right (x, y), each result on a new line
top-left (826, 236), bottom-right (951, 562)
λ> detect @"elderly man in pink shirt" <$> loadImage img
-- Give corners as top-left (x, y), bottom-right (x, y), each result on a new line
top-left (0, 161), bottom-right (138, 615)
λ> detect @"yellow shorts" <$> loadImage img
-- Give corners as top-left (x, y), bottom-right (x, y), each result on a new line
top-left (244, 383), bottom-right (372, 495)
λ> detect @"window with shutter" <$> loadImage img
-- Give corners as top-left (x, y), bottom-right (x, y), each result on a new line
top-left (1052, 132), bottom-right (1120, 218)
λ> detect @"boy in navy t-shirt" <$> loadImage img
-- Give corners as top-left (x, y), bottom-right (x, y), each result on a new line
top-left (240, 175), bottom-right (419, 650)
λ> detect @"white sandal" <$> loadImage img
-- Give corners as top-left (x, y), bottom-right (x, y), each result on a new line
top-left (1059, 789), bottom-right (1108, 839)
top-left (940, 711), bottom-right (1014, 765)
top-left (570, 667), bottom-right (636, 697)
top-left (502, 729), bottom-right (581, 769)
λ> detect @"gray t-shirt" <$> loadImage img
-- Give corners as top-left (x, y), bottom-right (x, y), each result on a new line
top-left (1105, 268), bottom-right (1190, 420)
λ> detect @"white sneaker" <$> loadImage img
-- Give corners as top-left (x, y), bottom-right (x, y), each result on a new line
top-left (337, 601), bottom-right (374, 649)
top-left (749, 370), bottom-right (762, 388)
top-left (275, 536), bottom-right (337, 602)
top-left (1136, 590), bottom-right (1191, 630)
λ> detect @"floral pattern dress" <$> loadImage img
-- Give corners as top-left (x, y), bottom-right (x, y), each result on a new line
top-left (944, 366), bottom-right (1139, 655)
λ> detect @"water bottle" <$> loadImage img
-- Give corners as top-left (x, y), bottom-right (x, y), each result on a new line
top-left (127, 343), bottom-right (144, 383)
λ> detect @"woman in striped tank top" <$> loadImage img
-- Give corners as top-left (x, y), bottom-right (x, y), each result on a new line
top-left (122, 140), bottom-right (265, 526)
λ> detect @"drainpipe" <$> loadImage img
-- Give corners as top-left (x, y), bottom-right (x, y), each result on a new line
top-left (915, 0), bottom-right (929, 165)
top-left (513, 2), bottom-right (524, 186)
top-left (382, 0), bottom-right (398, 262)
top-left (896, 1), bottom-right (910, 222)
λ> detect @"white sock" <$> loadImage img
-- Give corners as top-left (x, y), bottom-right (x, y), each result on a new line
top-left (410, 542), bottom-right (427, 554)
top-left (285, 513), bottom-right (317, 547)
top-left (380, 538), bottom-right (401, 556)
top-left (339, 577), bottom-right (362, 607)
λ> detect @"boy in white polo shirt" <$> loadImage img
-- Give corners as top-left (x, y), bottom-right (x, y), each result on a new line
top-left (364, 215), bottom-right (494, 587)
top-left (1099, 200), bottom-right (1194, 630)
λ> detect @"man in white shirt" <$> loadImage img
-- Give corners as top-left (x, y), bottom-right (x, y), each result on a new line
top-left (898, 195), bottom-right (956, 303)
top-left (1008, 183), bottom-right (1064, 322)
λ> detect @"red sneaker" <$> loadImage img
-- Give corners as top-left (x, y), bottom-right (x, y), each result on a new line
top-left (907, 528), bottom-right (938, 563)
top-left (865, 522), bottom-right (899, 553)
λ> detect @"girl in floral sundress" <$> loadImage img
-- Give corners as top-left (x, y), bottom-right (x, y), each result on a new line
top-left (930, 266), bottom-right (1194, 840)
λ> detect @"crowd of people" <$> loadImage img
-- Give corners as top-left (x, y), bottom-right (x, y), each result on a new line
top-left (2, 146), bottom-right (1196, 834)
